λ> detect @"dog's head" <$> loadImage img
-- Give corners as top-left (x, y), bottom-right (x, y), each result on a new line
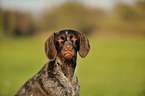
top-left (45, 29), bottom-right (90, 61)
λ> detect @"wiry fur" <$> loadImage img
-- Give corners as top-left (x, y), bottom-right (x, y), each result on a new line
top-left (15, 29), bottom-right (90, 96)
top-left (15, 57), bottom-right (80, 96)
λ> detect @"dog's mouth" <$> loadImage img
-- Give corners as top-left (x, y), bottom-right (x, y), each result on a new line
top-left (63, 51), bottom-right (75, 59)
top-left (64, 52), bottom-right (73, 57)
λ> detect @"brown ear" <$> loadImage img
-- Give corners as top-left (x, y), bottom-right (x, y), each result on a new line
top-left (45, 33), bottom-right (57, 61)
top-left (76, 31), bottom-right (90, 58)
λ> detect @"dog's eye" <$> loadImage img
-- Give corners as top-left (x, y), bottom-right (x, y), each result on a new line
top-left (58, 36), bottom-right (65, 42)
top-left (70, 35), bottom-right (77, 41)
top-left (61, 36), bottom-right (65, 40)
top-left (69, 35), bottom-right (73, 39)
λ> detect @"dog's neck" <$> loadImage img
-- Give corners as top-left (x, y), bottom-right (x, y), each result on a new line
top-left (55, 56), bottom-right (77, 81)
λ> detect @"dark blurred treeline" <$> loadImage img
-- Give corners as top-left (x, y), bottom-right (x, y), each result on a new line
top-left (0, 10), bottom-right (35, 36)
top-left (0, 1), bottom-right (145, 37)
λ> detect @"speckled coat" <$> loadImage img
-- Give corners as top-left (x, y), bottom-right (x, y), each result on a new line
top-left (15, 30), bottom-right (90, 96)
top-left (15, 57), bottom-right (80, 96)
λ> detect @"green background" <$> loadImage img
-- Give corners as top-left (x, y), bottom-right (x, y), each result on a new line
top-left (0, 35), bottom-right (145, 96)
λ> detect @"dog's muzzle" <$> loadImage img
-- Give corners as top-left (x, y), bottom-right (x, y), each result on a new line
top-left (63, 41), bottom-right (73, 51)
top-left (62, 41), bottom-right (75, 58)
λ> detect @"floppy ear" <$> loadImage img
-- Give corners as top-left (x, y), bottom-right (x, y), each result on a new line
top-left (45, 33), bottom-right (57, 61)
top-left (76, 31), bottom-right (90, 58)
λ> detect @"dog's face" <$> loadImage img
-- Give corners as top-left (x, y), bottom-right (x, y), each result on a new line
top-left (54, 30), bottom-right (80, 60)
top-left (45, 30), bottom-right (90, 61)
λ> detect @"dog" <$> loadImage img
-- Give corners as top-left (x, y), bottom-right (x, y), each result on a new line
top-left (15, 29), bottom-right (90, 96)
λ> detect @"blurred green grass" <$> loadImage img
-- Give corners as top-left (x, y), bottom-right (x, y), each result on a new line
top-left (0, 36), bottom-right (145, 96)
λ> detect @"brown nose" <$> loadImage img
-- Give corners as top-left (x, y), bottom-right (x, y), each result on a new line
top-left (64, 42), bottom-right (73, 51)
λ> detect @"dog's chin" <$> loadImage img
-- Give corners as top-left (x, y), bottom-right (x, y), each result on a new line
top-left (64, 53), bottom-right (73, 60)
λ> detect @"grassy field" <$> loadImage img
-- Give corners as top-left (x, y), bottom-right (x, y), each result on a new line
top-left (0, 35), bottom-right (145, 96)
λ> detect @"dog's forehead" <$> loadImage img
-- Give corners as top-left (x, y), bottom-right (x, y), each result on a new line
top-left (58, 30), bottom-right (77, 36)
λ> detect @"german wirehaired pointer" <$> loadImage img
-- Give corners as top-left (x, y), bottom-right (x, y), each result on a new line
top-left (15, 29), bottom-right (90, 96)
